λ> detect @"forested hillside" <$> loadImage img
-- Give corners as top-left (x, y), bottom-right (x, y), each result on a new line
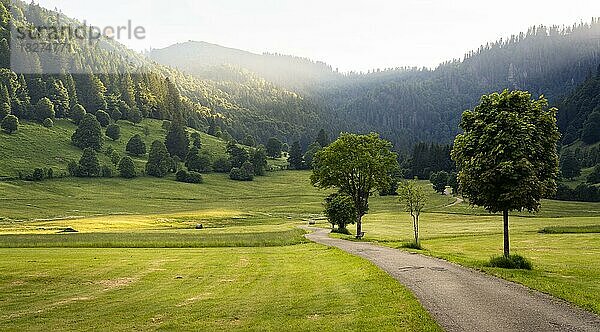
top-left (0, 0), bottom-right (319, 146)
top-left (2, 0), bottom-right (600, 156)
top-left (558, 65), bottom-right (600, 145)
top-left (150, 21), bottom-right (600, 151)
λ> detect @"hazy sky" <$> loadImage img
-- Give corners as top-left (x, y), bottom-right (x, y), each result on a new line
top-left (35, 0), bottom-right (600, 72)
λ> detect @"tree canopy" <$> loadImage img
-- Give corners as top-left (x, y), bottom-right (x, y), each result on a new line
top-left (451, 90), bottom-right (560, 257)
top-left (311, 133), bottom-right (398, 236)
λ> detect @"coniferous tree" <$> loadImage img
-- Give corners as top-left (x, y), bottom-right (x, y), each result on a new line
top-left (77, 148), bottom-right (101, 177)
top-left (118, 156), bottom-right (136, 179)
top-left (207, 117), bottom-right (218, 136)
top-left (48, 79), bottom-right (69, 118)
top-left (185, 147), bottom-right (212, 173)
top-left (560, 150), bottom-right (581, 180)
top-left (34, 97), bottom-right (55, 122)
top-left (316, 129), bottom-right (330, 147)
top-left (191, 135), bottom-right (201, 151)
top-left (226, 141), bottom-right (249, 168)
top-left (105, 123), bottom-right (121, 141)
top-left (165, 116), bottom-right (189, 160)
top-left (243, 134), bottom-right (256, 147)
top-left (0, 101), bottom-right (9, 120)
top-left (77, 73), bottom-right (107, 113)
top-left (0, 38), bottom-right (9, 69)
top-left (250, 146), bottom-right (268, 176)
top-left (288, 141), bottom-right (305, 170)
top-left (71, 113), bottom-right (103, 151)
top-left (1, 114), bottom-right (17, 133)
top-left (303, 142), bottom-right (322, 169)
top-left (581, 111), bottom-right (600, 144)
top-left (70, 104), bottom-right (86, 124)
top-left (146, 140), bottom-right (171, 178)
top-left (128, 107), bottom-right (143, 124)
top-left (126, 134), bottom-right (147, 156)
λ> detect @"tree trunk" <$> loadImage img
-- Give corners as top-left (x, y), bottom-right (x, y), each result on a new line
top-left (356, 214), bottom-right (362, 237)
top-left (413, 216), bottom-right (419, 244)
top-left (503, 210), bottom-right (510, 258)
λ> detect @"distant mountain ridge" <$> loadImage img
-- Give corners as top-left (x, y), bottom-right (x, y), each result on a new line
top-left (148, 21), bottom-right (600, 150)
top-left (148, 41), bottom-right (339, 90)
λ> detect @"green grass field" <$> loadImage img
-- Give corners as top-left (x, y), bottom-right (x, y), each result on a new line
top-left (1, 170), bottom-right (599, 329)
top-left (0, 245), bottom-right (439, 331)
top-left (0, 172), bottom-right (440, 330)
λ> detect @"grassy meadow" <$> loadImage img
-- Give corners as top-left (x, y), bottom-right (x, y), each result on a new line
top-left (0, 119), bottom-right (234, 179)
top-left (0, 170), bottom-right (599, 329)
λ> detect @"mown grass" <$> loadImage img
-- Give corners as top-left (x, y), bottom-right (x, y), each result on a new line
top-left (539, 225), bottom-right (600, 234)
top-left (0, 171), bottom-right (325, 222)
top-left (0, 245), bottom-right (440, 331)
top-left (0, 229), bottom-right (308, 248)
top-left (1, 171), bottom-right (600, 323)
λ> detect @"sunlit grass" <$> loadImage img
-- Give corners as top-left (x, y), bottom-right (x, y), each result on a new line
top-left (0, 245), bottom-right (440, 331)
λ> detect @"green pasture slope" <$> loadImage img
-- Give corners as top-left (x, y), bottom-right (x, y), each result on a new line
top-left (0, 119), bottom-right (229, 179)
top-left (0, 172), bottom-right (440, 331)
top-left (0, 170), bottom-right (599, 329)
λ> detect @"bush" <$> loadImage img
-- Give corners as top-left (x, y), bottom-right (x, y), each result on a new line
top-left (126, 134), bottom-right (146, 156)
top-left (30, 168), bottom-right (45, 181)
top-left (100, 165), bottom-right (113, 178)
top-left (106, 123), bottom-right (121, 141)
top-left (118, 156), bottom-right (136, 178)
top-left (401, 242), bottom-right (423, 250)
top-left (1, 114), bottom-right (18, 134)
top-left (95, 110), bottom-right (111, 127)
top-left (70, 104), bottom-right (86, 124)
top-left (213, 156), bottom-right (232, 173)
top-left (176, 170), bottom-right (203, 184)
top-left (230, 161), bottom-right (254, 181)
top-left (162, 120), bottom-right (171, 131)
top-left (324, 193), bottom-right (357, 230)
top-left (331, 227), bottom-right (351, 235)
top-left (67, 160), bottom-right (79, 177)
top-left (488, 255), bottom-right (533, 270)
top-left (35, 97), bottom-right (55, 122)
top-left (42, 118), bottom-right (53, 128)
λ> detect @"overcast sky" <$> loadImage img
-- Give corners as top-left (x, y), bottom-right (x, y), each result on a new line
top-left (35, 0), bottom-right (600, 72)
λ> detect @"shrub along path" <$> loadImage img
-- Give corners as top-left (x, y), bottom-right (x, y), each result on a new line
top-left (303, 227), bottom-right (600, 332)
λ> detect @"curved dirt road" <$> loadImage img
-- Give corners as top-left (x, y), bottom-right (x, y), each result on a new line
top-left (303, 227), bottom-right (600, 332)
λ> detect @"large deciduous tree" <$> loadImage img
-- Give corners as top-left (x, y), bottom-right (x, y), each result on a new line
top-left (266, 137), bottom-right (283, 159)
top-left (451, 90), bottom-right (560, 258)
top-left (311, 133), bottom-right (398, 237)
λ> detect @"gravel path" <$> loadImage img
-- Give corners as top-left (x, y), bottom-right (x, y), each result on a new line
top-left (302, 227), bottom-right (600, 332)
